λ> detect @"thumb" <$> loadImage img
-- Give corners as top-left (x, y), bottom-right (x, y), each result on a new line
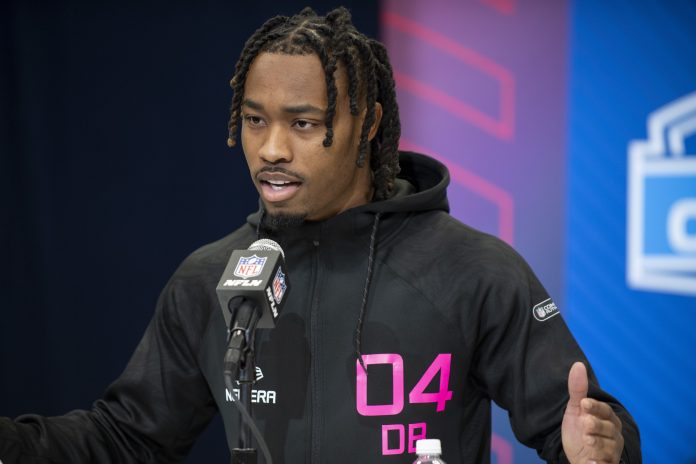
top-left (567, 361), bottom-right (588, 410)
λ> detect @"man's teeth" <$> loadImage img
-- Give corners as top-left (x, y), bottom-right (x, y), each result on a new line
top-left (267, 180), bottom-right (292, 191)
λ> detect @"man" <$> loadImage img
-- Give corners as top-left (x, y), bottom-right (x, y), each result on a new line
top-left (1, 6), bottom-right (639, 463)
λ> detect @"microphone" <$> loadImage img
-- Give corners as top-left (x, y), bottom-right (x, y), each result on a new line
top-left (216, 239), bottom-right (287, 464)
top-left (216, 238), bottom-right (290, 332)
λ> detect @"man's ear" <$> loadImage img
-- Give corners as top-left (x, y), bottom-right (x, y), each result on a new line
top-left (367, 102), bottom-right (383, 141)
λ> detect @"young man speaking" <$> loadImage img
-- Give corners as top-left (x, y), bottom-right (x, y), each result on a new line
top-left (1, 7), bottom-right (640, 464)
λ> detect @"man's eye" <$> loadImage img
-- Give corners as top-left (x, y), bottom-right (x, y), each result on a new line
top-left (294, 120), bottom-right (316, 130)
top-left (244, 115), bottom-right (264, 126)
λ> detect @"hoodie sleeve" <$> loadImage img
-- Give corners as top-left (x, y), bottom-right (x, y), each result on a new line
top-left (0, 271), bottom-right (218, 463)
top-left (470, 245), bottom-right (641, 463)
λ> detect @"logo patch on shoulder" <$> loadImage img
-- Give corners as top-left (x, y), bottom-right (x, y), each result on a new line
top-left (532, 298), bottom-right (560, 322)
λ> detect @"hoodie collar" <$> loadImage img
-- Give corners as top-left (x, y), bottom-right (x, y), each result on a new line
top-left (245, 151), bottom-right (450, 239)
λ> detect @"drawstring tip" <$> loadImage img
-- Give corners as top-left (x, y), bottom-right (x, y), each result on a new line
top-left (357, 353), bottom-right (368, 376)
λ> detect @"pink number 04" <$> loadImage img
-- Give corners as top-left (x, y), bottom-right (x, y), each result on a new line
top-left (356, 353), bottom-right (453, 416)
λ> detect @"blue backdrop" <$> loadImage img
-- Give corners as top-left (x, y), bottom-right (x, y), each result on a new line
top-left (567, 1), bottom-right (696, 463)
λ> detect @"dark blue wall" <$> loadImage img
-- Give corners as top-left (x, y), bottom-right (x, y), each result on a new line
top-left (1, 1), bottom-right (377, 461)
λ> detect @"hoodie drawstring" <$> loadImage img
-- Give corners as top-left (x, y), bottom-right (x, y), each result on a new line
top-left (256, 207), bottom-right (381, 375)
top-left (355, 212), bottom-right (382, 375)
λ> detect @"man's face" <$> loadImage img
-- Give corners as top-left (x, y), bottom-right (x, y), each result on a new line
top-left (241, 52), bottom-right (376, 222)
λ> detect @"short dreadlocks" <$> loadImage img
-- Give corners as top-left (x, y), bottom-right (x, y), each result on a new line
top-left (226, 6), bottom-right (401, 201)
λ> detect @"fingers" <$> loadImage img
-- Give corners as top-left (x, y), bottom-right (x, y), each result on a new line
top-left (582, 413), bottom-right (621, 439)
top-left (582, 433), bottom-right (624, 463)
top-left (567, 361), bottom-right (589, 410)
top-left (582, 434), bottom-right (622, 463)
top-left (582, 398), bottom-right (624, 429)
top-left (584, 438), bottom-right (621, 464)
top-left (579, 401), bottom-right (624, 464)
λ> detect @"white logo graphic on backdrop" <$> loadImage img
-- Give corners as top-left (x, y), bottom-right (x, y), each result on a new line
top-left (627, 91), bottom-right (696, 296)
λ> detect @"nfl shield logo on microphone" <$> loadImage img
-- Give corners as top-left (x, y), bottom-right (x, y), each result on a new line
top-left (272, 267), bottom-right (287, 304)
top-left (233, 255), bottom-right (267, 278)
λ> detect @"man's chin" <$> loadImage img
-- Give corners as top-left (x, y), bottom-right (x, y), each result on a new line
top-left (261, 211), bottom-right (307, 232)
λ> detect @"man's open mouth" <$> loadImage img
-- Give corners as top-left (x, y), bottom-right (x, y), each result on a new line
top-left (262, 179), bottom-right (302, 191)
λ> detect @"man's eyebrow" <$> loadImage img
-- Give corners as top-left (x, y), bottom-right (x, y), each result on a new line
top-left (283, 104), bottom-right (325, 115)
top-left (243, 99), bottom-right (264, 110)
top-left (242, 99), bottom-right (324, 115)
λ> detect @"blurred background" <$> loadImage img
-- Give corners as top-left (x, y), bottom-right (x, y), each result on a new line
top-left (2, 0), bottom-right (695, 462)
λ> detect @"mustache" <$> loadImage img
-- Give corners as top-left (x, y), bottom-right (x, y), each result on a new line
top-left (255, 166), bottom-right (305, 182)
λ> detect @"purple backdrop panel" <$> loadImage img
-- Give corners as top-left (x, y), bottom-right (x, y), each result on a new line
top-left (381, 1), bottom-right (568, 463)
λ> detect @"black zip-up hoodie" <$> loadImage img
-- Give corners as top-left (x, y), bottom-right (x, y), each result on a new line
top-left (0, 152), bottom-right (640, 463)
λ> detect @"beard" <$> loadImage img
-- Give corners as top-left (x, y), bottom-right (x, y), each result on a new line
top-left (261, 212), bottom-right (307, 232)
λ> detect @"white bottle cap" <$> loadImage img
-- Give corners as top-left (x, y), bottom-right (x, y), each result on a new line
top-left (416, 438), bottom-right (442, 455)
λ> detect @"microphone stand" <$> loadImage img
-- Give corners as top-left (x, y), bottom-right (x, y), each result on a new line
top-left (231, 331), bottom-right (257, 464)
top-left (225, 298), bottom-right (261, 464)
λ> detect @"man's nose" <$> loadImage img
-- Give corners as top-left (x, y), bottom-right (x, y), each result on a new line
top-left (259, 125), bottom-right (292, 164)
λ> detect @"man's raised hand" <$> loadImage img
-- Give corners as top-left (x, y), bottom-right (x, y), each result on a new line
top-left (561, 362), bottom-right (624, 464)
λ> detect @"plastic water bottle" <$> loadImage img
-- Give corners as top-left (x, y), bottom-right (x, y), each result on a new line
top-left (412, 439), bottom-right (447, 464)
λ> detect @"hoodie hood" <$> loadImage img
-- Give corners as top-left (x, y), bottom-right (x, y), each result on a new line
top-left (246, 151), bottom-right (450, 229)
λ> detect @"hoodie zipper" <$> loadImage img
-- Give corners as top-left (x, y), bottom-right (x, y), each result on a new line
top-left (309, 237), bottom-right (321, 463)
